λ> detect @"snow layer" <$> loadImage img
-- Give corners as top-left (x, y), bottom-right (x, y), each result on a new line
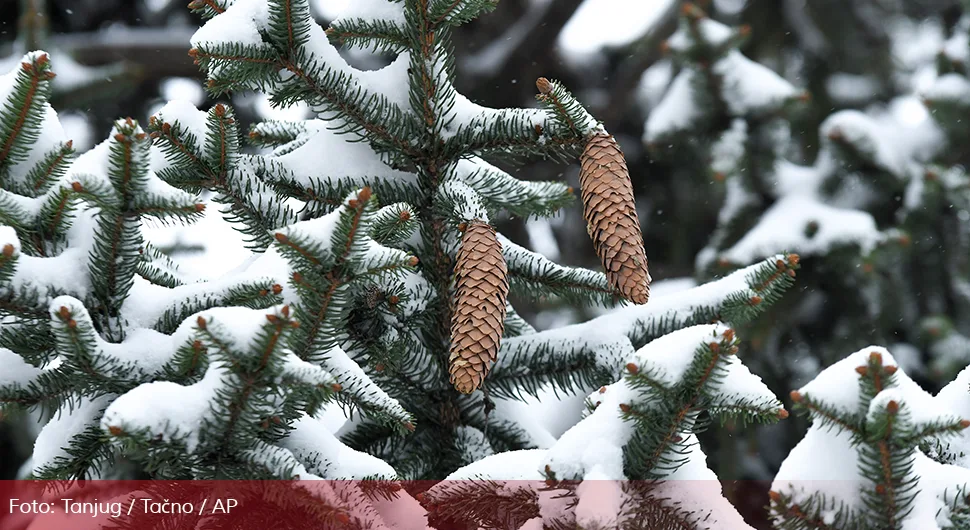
top-left (34, 394), bottom-right (114, 474)
top-left (281, 414), bottom-right (396, 479)
top-left (721, 195), bottom-right (882, 264)
top-left (644, 69), bottom-right (702, 143)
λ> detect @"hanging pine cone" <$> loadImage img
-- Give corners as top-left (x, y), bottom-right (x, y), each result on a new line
top-left (580, 133), bottom-right (651, 304)
top-left (449, 221), bottom-right (509, 394)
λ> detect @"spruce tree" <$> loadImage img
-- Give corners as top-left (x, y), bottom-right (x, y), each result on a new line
top-left (0, 1), bottom-right (806, 527)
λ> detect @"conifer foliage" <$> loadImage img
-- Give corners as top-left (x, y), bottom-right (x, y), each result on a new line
top-left (771, 348), bottom-right (970, 529)
top-left (0, 1), bottom-right (810, 527)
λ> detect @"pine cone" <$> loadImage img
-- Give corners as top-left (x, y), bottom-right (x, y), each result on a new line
top-left (580, 133), bottom-right (651, 304)
top-left (449, 221), bottom-right (509, 394)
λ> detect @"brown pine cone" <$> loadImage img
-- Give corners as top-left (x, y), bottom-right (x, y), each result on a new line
top-left (580, 133), bottom-right (651, 304)
top-left (449, 221), bottom-right (509, 394)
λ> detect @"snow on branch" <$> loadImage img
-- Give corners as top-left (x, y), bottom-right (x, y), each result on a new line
top-left (491, 254), bottom-right (799, 398)
top-left (771, 347), bottom-right (970, 529)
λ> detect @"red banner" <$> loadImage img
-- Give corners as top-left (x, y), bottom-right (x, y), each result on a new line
top-left (0, 479), bottom-right (784, 529)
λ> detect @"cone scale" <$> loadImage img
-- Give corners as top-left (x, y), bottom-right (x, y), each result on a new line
top-left (449, 221), bottom-right (509, 394)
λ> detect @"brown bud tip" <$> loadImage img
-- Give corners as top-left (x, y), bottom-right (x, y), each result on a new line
top-left (135, 133), bottom-right (147, 141)
top-left (404, 422), bottom-right (416, 432)
top-left (728, 345), bottom-right (739, 355)
top-left (534, 124), bottom-right (544, 136)
top-left (331, 383), bottom-right (342, 392)
top-left (336, 513), bottom-right (350, 524)
top-left (723, 328), bottom-right (735, 342)
top-left (566, 186), bottom-right (574, 194)
top-left (259, 289), bottom-right (269, 296)
top-left (290, 320), bottom-right (300, 328)
top-left (768, 490), bottom-right (781, 502)
top-left (188, 48), bottom-right (199, 57)
top-left (58, 306), bottom-right (71, 319)
top-left (790, 391), bottom-right (803, 403)
top-left (67, 319), bottom-right (76, 329)
top-left (717, 258), bottom-right (733, 268)
top-left (292, 272), bottom-right (303, 282)
top-left (887, 400), bottom-right (899, 413)
top-left (70, 181), bottom-right (83, 193)
top-left (457, 222), bottom-right (468, 232)
top-left (777, 408), bottom-right (789, 419)
top-left (855, 366), bottom-right (869, 376)
top-left (713, 172), bottom-right (726, 182)
top-left (619, 403), bottom-right (632, 413)
top-left (272, 284), bottom-right (283, 295)
top-left (739, 24), bottom-right (752, 36)
top-left (207, 79), bottom-right (216, 88)
top-left (408, 256), bottom-right (419, 266)
top-left (248, 130), bottom-right (260, 140)
top-left (876, 484), bottom-right (886, 495)
top-left (709, 342), bottom-right (720, 353)
top-left (625, 363), bottom-right (639, 375)
top-left (65, 139), bottom-right (73, 149)
top-left (214, 103), bottom-right (226, 117)
top-left (884, 365), bottom-right (898, 375)
top-left (274, 232), bottom-right (288, 243)
top-left (348, 199), bottom-right (359, 209)
top-left (108, 426), bottom-right (123, 436)
top-left (196, 316), bottom-right (207, 329)
top-left (1, 244), bottom-right (14, 257)
top-left (21, 62), bottom-right (32, 72)
top-left (598, 386), bottom-right (607, 394)
top-left (388, 295), bottom-right (400, 305)
top-left (898, 234), bottom-right (912, 246)
top-left (536, 77), bottom-right (553, 94)
top-left (869, 351), bottom-right (883, 365)
top-left (161, 122), bottom-right (171, 134)
top-left (114, 133), bottom-right (127, 142)
top-left (192, 340), bottom-right (203, 351)
top-left (36, 53), bottom-right (49, 67)
top-left (787, 254), bottom-right (800, 266)
top-left (266, 314), bottom-right (280, 323)
top-left (281, 305), bottom-right (290, 318)
top-left (399, 210), bottom-right (411, 221)
top-left (862, 263), bottom-right (874, 274)
top-left (787, 269), bottom-right (796, 277)
top-left (750, 295), bottom-right (763, 306)
top-left (358, 186), bottom-right (372, 202)
top-left (374, 363), bottom-right (385, 372)
top-left (414, 492), bottom-right (425, 503)
top-left (194, 203), bottom-right (206, 212)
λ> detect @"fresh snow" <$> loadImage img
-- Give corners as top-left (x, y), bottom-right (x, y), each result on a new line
top-left (714, 51), bottom-right (798, 116)
top-left (101, 363), bottom-right (225, 453)
top-left (721, 195), bottom-right (882, 264)
top-left (644, 69), bottom-right (702, 143)
top-left (559, 0), bottom-right (675, 55)
top-left (280, 414), bottom-right (396, 478)
top-left (0, 347), bottom-right (45, 387)
top-left (191, 0), bottom-right (269, 48)
top-left (34, 394), bottom-right (114, 474)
